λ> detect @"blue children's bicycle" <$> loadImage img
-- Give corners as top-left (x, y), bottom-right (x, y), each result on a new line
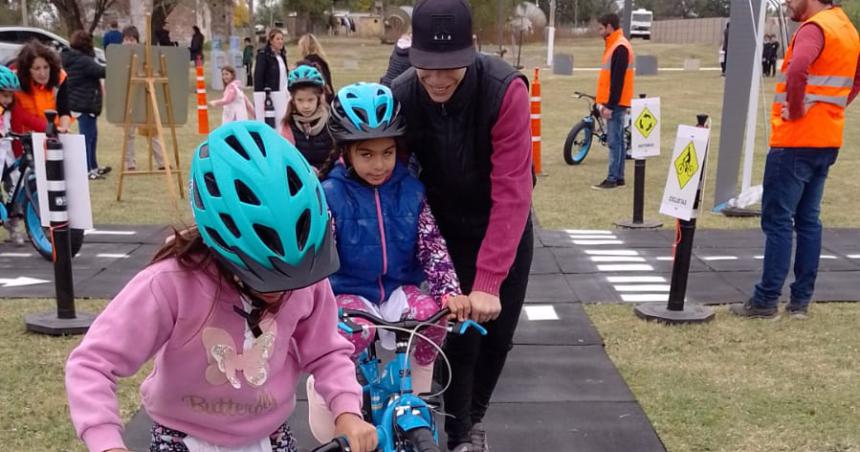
top-left (311, 307), bottom-right (487, 452)
top-left (0, 132), bottom-right (84, 259)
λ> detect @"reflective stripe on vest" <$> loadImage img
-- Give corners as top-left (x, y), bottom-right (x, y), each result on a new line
top-left (770, 7), bottom-right (859, 148)
top-left (596, 29), bottom-right (635, 107)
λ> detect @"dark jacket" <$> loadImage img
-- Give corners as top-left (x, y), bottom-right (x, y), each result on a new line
top-left (190, 32), bottom-right (204, 61)
top-left (608, 46), bottom-right (629, 108)
top-left (290, 121), bottom-right (333, 170)
top-left (302, 53), bottom-right (334, 102)
top-left (254, 45), bottom-right (288, 92)
top-left (60, 48), bottom-right (106, 115)
top-left (380, 44), bottom-right (411, 87)
top-left (392, 54), bottom-right (526, 240)
top-left (323, 162), bottom-right (426, 303)
top-left (102, 30), bottom-right (122, 49)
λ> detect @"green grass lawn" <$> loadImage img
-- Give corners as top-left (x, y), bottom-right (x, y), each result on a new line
top-left (2, 36), bottom-right (859, 451)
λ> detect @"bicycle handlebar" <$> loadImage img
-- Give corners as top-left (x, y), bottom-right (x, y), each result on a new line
top-left (311, 437), bottom-right (351, 452)
top-left (338, 307), bottom-right (488, 336)
top-left (573, 91), bottom-right (596, 100)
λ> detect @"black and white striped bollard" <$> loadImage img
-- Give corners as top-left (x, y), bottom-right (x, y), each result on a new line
top-left (25, 110), bottom-right (94, 335)
top-left (264, 87), bottom-right (276, 129)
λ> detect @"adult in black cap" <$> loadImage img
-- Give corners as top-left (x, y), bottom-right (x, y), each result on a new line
top-left (391, 0), bottom-right (533, 450)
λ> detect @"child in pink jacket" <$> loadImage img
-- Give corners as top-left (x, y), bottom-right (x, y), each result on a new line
top-left (65, 121), bottom-right (377, 452)
top-left (209, 66), bottom-right (254, 124)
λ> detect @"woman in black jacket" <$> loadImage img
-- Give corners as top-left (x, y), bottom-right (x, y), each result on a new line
top-left (380, 33), bottom-right (411, 87)
top-left (254, 28), bottom-right (289, 92)
top-left (190, 25), bottom-right (205, 63)
top-left (297, 34), bottom-right (334, 102)
top-left (60, 30), bottom-right (108, 179)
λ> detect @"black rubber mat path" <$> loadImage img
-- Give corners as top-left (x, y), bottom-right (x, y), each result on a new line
top-left (11, 226), bottom-right (858, 450)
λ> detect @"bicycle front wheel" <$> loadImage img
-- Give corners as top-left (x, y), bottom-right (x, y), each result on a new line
top-left (563, 120), bottom-right (594, 165)
top-left (405, 427), bottom-right (440, 452)
top-left (22, 178), bottom-right (84, 260)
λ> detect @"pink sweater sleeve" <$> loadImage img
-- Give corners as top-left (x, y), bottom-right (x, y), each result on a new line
top-left (473, 78), bottom-right (533, 296)
top-left (294, 279), bottom-right (363, 418)
top-left (65, 268), bottom-right (177, 452)
top-left (785, 24), bottom-right (825, 120)
top-left (212, 83), bottom-right (238, 107)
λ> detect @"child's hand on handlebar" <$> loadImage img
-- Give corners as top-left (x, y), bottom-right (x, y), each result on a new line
top-left (334, 413), bottom-right (378, 452)
top-left (445, 294), bottom-right (471, 322)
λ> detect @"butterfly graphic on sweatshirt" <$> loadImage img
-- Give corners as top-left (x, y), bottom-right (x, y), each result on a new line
top-left (202, 320), bottom-right (278, 389)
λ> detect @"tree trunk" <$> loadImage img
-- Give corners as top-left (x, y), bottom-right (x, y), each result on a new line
top-left (152, 0), bottom-right (180, 42)
top-left (50, 0), bottom-right (85, 33)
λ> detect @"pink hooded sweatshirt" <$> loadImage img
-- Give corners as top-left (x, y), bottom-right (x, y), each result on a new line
top-left (65, 257), bottom-right (362, 452)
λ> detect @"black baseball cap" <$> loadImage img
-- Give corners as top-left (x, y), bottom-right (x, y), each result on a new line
top-left (410, 0), bottom-right (476, 70)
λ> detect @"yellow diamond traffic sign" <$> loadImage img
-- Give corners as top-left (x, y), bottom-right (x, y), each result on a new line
top-left (634, 106), bottom-right (658, 139)
top-left (674, 141), bottom-right (699, 189)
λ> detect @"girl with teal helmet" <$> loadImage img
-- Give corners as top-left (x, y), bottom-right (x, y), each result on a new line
top-left (0, 65), bottom-right (22, 244)
top-left (65, 121), bottom-right (380, 452)
top-left (306, 82), bottom-right (470, 443)
top-left (281, 62), bottom-right (334, 174)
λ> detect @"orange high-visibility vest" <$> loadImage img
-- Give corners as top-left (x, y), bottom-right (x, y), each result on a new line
top-left (770, 7), bottom-right (859, 148)
top-left (596, 29), bottom-right (634, 107)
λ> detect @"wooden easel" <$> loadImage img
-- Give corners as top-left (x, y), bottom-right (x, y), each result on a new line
top-left (116, 16), bottom-right (184, 203)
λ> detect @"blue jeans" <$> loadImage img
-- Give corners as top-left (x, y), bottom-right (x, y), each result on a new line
top-left (77, 113), bottom-right (98, 171)
top-left (606, 106), bottom-right (627, 182)
top-left (753, 147), bottom-right (838, 309)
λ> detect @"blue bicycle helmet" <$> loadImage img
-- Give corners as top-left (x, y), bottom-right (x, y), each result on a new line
top-left (328, 82), bottom-right (405, 143)
top-left (190, 121), bottom-right (338, 293)
top-left (287, 65), bottom-right (325, 92)
top-left (0, 66), bottom-right (20, 92)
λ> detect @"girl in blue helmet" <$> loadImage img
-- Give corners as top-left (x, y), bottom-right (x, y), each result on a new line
top-left (65, 121), bottom-right (379, 452)
top-left (306, 82), bottom-right (471, 442)
top-left (0, 65), bottom-right (24, 245)
top-left (279, 63), bottom-right (333, 174)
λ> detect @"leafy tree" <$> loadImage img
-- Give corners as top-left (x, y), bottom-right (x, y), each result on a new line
top-left (49, 0), bottom-right (118, 33)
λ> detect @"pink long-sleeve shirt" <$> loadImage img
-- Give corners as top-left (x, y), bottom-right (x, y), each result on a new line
top-left (785, 23), bottom-right (860, 120)
top-left (472, 78), bottom-right (534, 296)
top-left (66, 257), bottom-right (362, 452)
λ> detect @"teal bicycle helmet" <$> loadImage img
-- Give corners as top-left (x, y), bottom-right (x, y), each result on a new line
top-left (328, 82), bottom-right (405, 143)
top-left (0, 66), bottom-right (20, 92)
top-left (190, 120), bottom-right (338, 293)
top-left (287, 65), bottom-right (325, 92)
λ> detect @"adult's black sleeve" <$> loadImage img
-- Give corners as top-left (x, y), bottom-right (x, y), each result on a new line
top-left (254, 51), bottom-right (267, 92)
top-left (608, 46), bottom-right (629, 108)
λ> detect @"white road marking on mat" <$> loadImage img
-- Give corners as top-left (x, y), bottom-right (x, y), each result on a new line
top-left (613, 284), bottom-right (671, 292)
top-left (597, 264), bottom-right (654, 272)
top-left (85, 229), bottom-right (136, 236)
top-left (96, 253), bottom-right (130, 259)
top-left (848, 255), bottom-right (860, 259)
top-left (701, 256), bottom-right (739, 261)
top-left (523, 305), bottom-right (560, 321)
top-left (562, 229), bottom-right (613, 235)
top-left (0, 252), bottom-right (33, 257)
top-left (753, 255), bottom-right (764, 260)
top-left (656, 256), bottom-right (674, 261)
top-left (568, 235), bottom-right (619, 239)
top-left (607, 276), bottom-right (666, 283)
top-left (0, 277), bottom-right (49, 287)
top-left (621, 293), bottom-right (669, 302)
top-left (590, 256), bottom-right (646, 263)
top-left (819, 255), bottom-right (837, 259)
top-left (585, 249), bottom-right (640, 256)
top-left (573, 240), bottom-right (624, 245)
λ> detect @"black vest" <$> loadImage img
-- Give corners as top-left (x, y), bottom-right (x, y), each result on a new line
top-left (392, 54), bottom-right (527, 240)
top-left (290, 122), bottom-right (334, 170)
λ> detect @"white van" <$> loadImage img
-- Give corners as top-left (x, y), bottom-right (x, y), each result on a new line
top-left (630, 8), bottom-right (653, 40)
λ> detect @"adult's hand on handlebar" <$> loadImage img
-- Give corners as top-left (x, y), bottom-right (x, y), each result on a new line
top-left (468, 291), bottom-right (501, 323)
top-left (599, 105), bottom-right (613, 119)
top-left (334, 413), bottom-right (378, 452)
top-left (445, 294), bottom-right (471, 322)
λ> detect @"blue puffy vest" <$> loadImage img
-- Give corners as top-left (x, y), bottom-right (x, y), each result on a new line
top-left (323, 162), bottom-right (426, 304)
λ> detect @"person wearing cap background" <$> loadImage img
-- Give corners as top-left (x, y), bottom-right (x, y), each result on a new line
top-left (391, 0), bottom-right (533, 450)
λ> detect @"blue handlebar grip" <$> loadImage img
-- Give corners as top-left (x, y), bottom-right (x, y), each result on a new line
top-left (459, 320), bottom-right (488, 336)
top-left (337, 322), bottom-right (354, 334)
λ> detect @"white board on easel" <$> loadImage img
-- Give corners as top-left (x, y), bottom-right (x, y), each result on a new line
top-left (32, 133), bottom-right (93, 229)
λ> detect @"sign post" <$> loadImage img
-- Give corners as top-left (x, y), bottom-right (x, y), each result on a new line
top-left (615, 94), bottom-right (662, 229)
top-left (635, 115), bottom-right (715, 324)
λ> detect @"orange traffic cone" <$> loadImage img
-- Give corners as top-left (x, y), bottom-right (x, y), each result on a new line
top-left (530, 67), bottom-right (542, 175)
top-left (196, 56), bottom-right (209, 134)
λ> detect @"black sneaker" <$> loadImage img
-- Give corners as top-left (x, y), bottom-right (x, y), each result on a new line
top-left (97, 166), bottom-right (112, 176)
top-left (786, 304), bottom-right (809, 320)
top-left (617, 179), bottom-right (626, 187)
top-left (591, 179), bottom-right (620, 190)
top-left (729, 298), bottom-right (778, 319)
